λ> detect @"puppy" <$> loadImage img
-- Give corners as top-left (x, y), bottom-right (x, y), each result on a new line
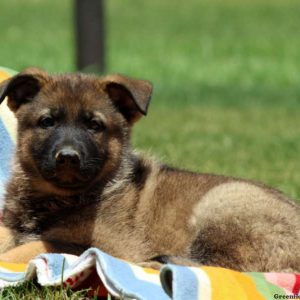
top-left (0, 68), bottom-right (299, 272)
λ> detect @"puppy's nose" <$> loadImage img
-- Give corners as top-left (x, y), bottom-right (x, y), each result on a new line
top-left (55, 148), bottom-right (80, 168)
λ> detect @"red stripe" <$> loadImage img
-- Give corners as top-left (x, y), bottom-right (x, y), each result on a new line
top-left (74, 268), bottom-right (108, 297)
top-left (292, 274), bottom-right (300, 295)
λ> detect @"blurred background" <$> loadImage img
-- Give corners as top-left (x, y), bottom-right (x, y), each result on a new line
top-left (1, 0), bottom-right (300, 200)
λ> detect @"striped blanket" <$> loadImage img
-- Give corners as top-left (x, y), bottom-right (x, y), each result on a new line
top-left (0, 67), bottom-right (299, 299)
top-left (0, 248), bottom-right (299, 299)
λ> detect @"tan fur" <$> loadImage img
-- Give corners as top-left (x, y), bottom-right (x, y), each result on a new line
top-left (0, 227), bottom-right (15, 254)
top-left (189, 182), bottom-right (300, 271)
top-left (0, 69), bottom-right (299, 272)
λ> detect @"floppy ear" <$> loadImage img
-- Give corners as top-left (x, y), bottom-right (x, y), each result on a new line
top-left (0, 68), bottom-right (49, 112)
top-left (103, 74), bottom-right (153, 124)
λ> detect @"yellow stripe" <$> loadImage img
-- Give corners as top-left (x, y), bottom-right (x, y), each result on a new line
top-left (0, 99), bottom-right (17, 142)
top-left (0, 261), bottom-right (27, 272)
top-left (202, 267), bottom-right (265, 300)
top-left (0, 70), bottom-right (11, 82)
top-left (142, 267), bottom-right (160, 275)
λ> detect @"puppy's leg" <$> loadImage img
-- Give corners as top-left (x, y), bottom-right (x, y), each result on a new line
top-left (0, 240), bottom-right (87, 263)
top-left (0, 226), bottom-right (16, 253)
top-left (0, 241), bottom-right (58, 263)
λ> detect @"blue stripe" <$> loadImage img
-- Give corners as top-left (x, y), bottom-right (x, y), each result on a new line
top-left (0, 119), bottom-right (14, 180)
top-left (0, 271), bottom-right (25, 282)
top-left (161, 265), bottom-right (199, 300)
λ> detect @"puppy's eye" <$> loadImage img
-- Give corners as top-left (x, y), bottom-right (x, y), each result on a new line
top-left (39, 116), bottom-right (55, 129)
top-left (87, 119), bottom-right (105, 132)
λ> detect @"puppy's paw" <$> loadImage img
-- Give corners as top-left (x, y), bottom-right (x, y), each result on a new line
top-left (0, 253), bottom-right (19, 263)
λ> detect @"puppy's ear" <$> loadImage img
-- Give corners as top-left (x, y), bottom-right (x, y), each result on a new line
top-left (104, 74), bottom-right (153, 124)
top-left (0, 68), bottom-right (49, 112)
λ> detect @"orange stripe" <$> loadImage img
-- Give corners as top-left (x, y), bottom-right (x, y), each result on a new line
top-left (202, 267), bottom-right (265, 300)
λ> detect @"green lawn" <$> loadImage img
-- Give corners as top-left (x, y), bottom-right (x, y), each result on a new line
top-left (0, 281), bottom-right (93, 300)
top-left (0, 0), bottom-right (300, 297)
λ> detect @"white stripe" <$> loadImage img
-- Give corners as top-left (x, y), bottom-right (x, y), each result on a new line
top-left (191, 267), bottom-right (212, 300)
top-left (131, 264), bottom-right (161, 285)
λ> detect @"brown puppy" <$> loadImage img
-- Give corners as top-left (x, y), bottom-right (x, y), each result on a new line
top-left (0, 68), bottom-right (299, 272)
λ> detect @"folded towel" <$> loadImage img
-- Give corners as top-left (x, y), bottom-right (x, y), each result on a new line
top-left (0, 67), bottom-right (299, 299)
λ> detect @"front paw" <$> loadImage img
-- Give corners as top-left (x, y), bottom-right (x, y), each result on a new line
top-left (0, 253), bottom-right (19, 263)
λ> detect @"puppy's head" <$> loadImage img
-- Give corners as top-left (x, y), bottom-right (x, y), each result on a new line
top-left (0, 68), bottom-right (152, 194)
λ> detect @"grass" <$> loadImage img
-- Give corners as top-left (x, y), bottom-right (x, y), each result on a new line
top-left (110, 0), bottom-right (300, 200)
top-left (134, 105), bottom-right (300, 199)
top-left (0, 281), bottom-right (93, 300)
top-left (0, 0), bottom-right (300, 298)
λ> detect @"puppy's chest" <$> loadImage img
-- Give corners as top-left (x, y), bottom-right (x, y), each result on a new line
top-left (18, 195), bottom-right (98, 233)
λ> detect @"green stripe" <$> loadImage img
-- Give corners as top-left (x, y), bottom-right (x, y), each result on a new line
top-left (247, 272), bottom-right (286, 299)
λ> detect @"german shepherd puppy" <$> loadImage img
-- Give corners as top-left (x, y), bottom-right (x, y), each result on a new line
top-left (0, 68), bottom-right (299, 272)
